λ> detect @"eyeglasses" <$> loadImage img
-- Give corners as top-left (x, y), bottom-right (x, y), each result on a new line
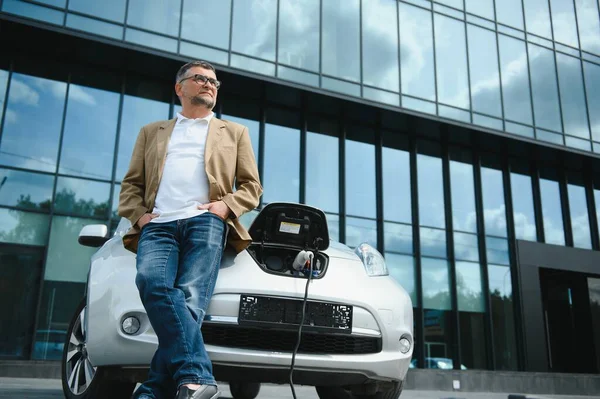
top-left (179, 74), bottom-right (221, 89)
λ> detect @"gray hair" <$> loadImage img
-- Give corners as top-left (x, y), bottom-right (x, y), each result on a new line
top-left (175, 60), bottom-right (216, 83)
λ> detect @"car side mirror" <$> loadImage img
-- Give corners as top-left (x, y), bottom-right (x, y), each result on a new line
top-left (78, 224), bottom-right (109, 247)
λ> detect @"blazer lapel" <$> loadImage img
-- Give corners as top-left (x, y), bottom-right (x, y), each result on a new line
top-left (155, 118), bottom-right (177, 186)
top-left (204, 117), bottom-right (225, 166)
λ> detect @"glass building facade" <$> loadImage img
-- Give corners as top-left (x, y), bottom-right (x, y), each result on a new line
top-left (1, 0), bottom-right (599, 375)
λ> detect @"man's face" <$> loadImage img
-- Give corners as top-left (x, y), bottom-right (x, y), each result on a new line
top-left (176, 66), bottom-right (219, 110)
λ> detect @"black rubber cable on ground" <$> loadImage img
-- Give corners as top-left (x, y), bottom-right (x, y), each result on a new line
top-left (289, 256), bottom-right (313, 399)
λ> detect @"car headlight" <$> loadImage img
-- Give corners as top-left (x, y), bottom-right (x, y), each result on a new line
top-left (354, 243), bottom-right (388, 276)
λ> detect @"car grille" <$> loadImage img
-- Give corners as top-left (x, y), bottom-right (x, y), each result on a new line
top-left (202, 324), bottom-right (381, 355)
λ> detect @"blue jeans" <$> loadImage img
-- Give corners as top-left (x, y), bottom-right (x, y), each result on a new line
top-left (132, 212), bottom-right (227, 399)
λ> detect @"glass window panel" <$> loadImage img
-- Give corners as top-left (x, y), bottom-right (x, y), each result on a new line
top-left (584, 62), bottom-right (600, 142)
top-left (327, 213), bottom-right (340, 242)
top-left (437, 0), bottom-right (463, 10)
top-left (230, 54), bottom-right (276, 77)
top-left (386, 253), bottom-right (416, 305)
top-left (467, 25), bottom-right (502, 117)
top-left (2, 0), bottom-right (63, 25)
top-left (537, 128), bottom-right (564, 145)
top-left (277, 66), bottom-right (319, 87)
top-left (278, 0), bottom-right (319, 72)
top-left (179, 42), bottom-right (229, 66)
top-left (460, 311), bottom-right (488, 369)
top-left (263, 123), bottom-right (299, 203)
top-left (528, 44), bottom-right (562, 132)
top-left (420, 226), bottom-right (447, 258)
top-left (474, 113), bottom-right (503, 131)
top-left (486, 236), bottom-right (509, 265)
top-left (540, 178), bottom-right (565, 245)
top-left (456, 261), bottom-right (484, 312)
top-left (181, 0), bottom-right (231, 49)
top-left (384, 222), bottom-right (413, 254)
top-left (68, 0), bottom-right (126, 23)
top-left (438, 105), bottom-right (470, 123)
top-left (510, 172), bottom-right (537, 241)
top-left (0, 244), bottom-right (43, 358)
top-left (65, 14), bottom-right (123, 40)
top-left (345, 139), bottom-right (376, 218)
top-left (231, 0), bottom-right (277, 61)
top-left (488, 264), bottom-right (518, 370)
top-left (549, 0), bottom-right (579, 48)
top-left (575, 0), bottom-right (600, 55)
top-left (59, 84), bottom-right (119, 180)
top-left (127, 0), bottom-right (181, 37)
top-left (565, 135), bottom-right (591, 151)
top-left (345, 216), bottom-right (377, 249)
top-left (54, 177), bottom-right (110, 218)
top-left (322, 0), bottom-right (360, 82)
top-left (527, 33), bottom-right (554, 48)
top-left (382, 146), bottom-right (411, 223)
top-left (481, 167), bottom-right (508, 237)
top-left (434, 3), bottom-right (463, 19)
top-left (568, 183), bottom-right (592, 249)
top-left (454, 231), bottom-right (479, 262)
top-left (506, 121), bottom-right (535, 138)
top-left (221, 114), bottom-right (260, 167)
top-left (523, 0), bottom-right (552, 38)
top-left (495, 0), bottom-right (524, 30)
top-left (32, 279), bottom-right (84, 360)
top-left (0, 74), bottom-right (66, 173)
top-left (116, 96), bottom-right (170, 182)
top-left (499, 35), bottom-right (533, 125)
top-left (402, 96), bottom-right (437, 114)
top-left (450, 160), bottom-right (477, 233)
top-left (418, 154), bottom-right (445, 229)
top-left (467, 14), bottom-right (496, 30)
top-left (0, 69), bottom-right (8, 123)
top-left (422, 257), bottom-right (451, 310)
top-left (498, 24), bottom-right (526, 39)
top-left (465, 0), bottom-right (494, 20)
top-left (306, 131), bottom-right (339, 213)
top-left (434, 15), bottom-right (469, 109)
top-left (0, 208), bottom-right (49, 246)
top-left (44, 216), bottom-right (98, 282)
top-left (399, 3), bottom-right (435, 101)
top-left (0, 169), bottom-right (53, 210)
top-left (125, 28), bottom-right (178, 53)
top-left (362, 0), bottom-right (399, 90)
top-left (423, 309), bottom-right (455, 367)
top-left (37, 0), bottom-right (66, 7)
top-left (363, 87), bottom-right (400, 106)
top-left (112, 183), bottom-right (120, 220)
top-left (321, 77), bottom-right (361, 96)
top-left (556, 54), bottom-right (590, 139)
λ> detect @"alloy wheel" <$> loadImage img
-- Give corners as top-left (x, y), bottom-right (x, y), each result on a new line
top-left (64, 306), bottom-right (96, 395)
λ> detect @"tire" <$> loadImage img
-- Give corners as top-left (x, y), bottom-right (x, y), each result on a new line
top-left (316, 381), bottom-right (403, 399)
top-left (229, 381), bottom-right (261, 399)
top-left (62, 298), bottom-right (136, 399)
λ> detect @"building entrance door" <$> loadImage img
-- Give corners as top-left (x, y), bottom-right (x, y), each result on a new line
top-left (540, 268), bottom-right (599, 373)
top-left (0, 243), bottom-right (44, 359)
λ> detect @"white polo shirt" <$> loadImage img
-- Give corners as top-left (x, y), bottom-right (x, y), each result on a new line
top-left (150, 112), bottom-right (213, 223)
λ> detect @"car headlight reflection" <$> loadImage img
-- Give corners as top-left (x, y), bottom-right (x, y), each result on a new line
top-left (399, 336), bottom-right (411, 354)
top-left (354, 243), bottom-right (388, 276)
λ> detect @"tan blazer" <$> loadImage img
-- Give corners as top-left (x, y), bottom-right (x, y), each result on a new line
top-left (118, 117), bottom-right (262, 253)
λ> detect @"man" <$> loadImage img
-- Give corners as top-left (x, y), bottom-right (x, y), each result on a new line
top-left (118, 60), bottom-right (262, 399)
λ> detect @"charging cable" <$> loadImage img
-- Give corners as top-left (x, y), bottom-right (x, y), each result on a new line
top-left (289, 251), bottom-right (314, 399)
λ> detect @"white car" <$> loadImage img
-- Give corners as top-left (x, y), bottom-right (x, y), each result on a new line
top-left (61, 203), bottom-right (413, 399)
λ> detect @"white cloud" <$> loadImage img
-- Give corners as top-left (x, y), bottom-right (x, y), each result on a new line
top-left (4, 109), bottom-right (17, 124)
top-left (10, 79), bottom-right (40, 106)
top-left (68, 85), bottom-right (97, 106)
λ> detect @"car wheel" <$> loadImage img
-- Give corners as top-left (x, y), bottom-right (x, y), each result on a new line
top-left (316, 381), bottom-right (403, 399)
top-left (229, 381), bottom-right (261, 399)
top-left (62, 298), bottom-right (136, 399)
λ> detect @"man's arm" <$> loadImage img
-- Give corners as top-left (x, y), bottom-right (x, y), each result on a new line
top-left (118, 127), bottom-right (149, 227)
top-left (221, 126), bottom-right (263, 218)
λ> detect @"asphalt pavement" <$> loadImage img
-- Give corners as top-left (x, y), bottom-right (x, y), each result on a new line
top-left (0, 378), bottom-right (597, 399)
